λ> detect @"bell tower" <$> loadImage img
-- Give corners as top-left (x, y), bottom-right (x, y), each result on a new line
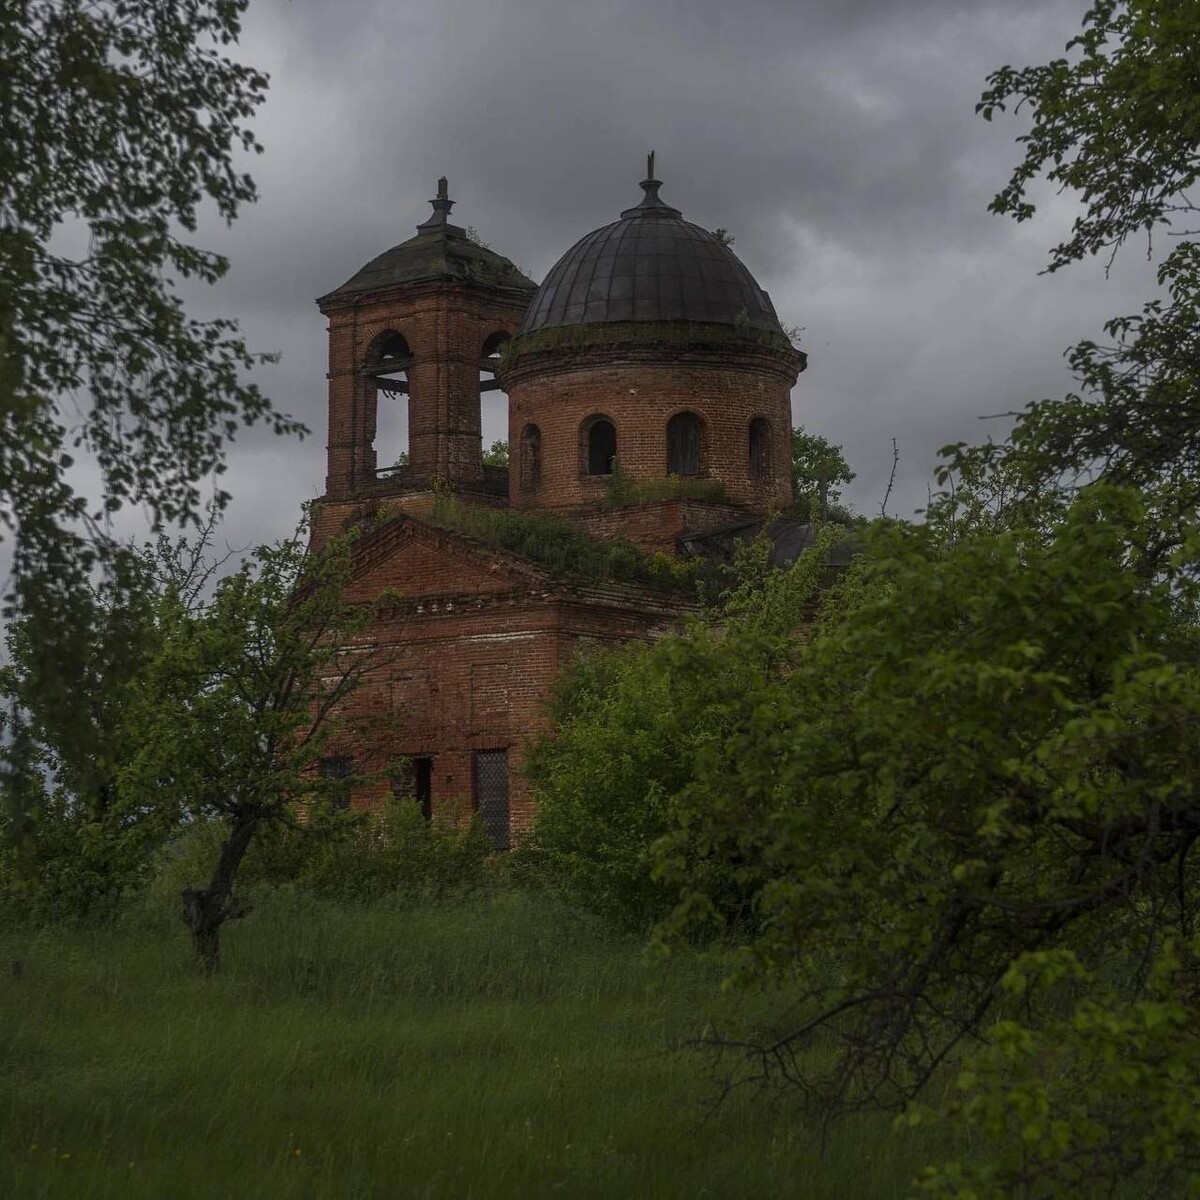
top-left (313, 180), bottom-right (536, 539)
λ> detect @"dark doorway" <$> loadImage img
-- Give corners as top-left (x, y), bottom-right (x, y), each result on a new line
top-left (473, 749), bottom-right (509, 849)
top-left (392, 755), bottom-right (433, 821)
top-left (320, 756), bottom-right (353, 810)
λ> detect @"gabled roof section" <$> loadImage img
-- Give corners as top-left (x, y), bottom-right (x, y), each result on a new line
top-left (345, 512), bottom-right (549, 602)
top-left (343, 510), bottom-right (700, 616)
top-left (317, 178), bottom-right (537, 308)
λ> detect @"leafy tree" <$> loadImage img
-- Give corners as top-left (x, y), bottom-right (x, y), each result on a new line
top-left (653, 485), bottom-right (1200, 1105)
top-left (119, 526), bottom-right (397, 971)
top-left (483, 439), bottom-right (509, 468)
top-left (528, 532), bottom-right (837, 930)
top-left (0, 525), bottom-right (223, 919)
top-left (526, 8), bottom-right (1200, 1192)
top-left (949, 0), bottom-right (1200, 528)
top-left (0, 1), bottom-right (301, 804)
top-left (790, 426), bottom-right (855, 521)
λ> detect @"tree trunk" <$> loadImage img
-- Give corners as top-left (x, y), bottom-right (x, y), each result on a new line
top-left (181, 814), bottom-right (258, 974)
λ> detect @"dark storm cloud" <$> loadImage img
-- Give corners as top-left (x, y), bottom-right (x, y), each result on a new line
top-left (171, 0), bottom-right (1144, 548)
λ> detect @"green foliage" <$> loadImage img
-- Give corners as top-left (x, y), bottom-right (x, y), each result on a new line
top-left (790, 425), bottom-right (855, 522)
top-left (0, 892), bottom-right (954, 1198)
top-left (499, 319), bottom-right (797, 367)
top-left (115, 524), bottom-right (397, 969)
top-left (0, 0), bottom-right (301, 690)
top-left (603, 461), bottom-right (728, 509)
top-left (290, 801), bottom-right (491, 905)
top-left (0, 533), bottom-right (214, 921)
top-left (424, 497), bottom-right (699, 594)
top-left (954, 0), bottom-right (1200, 527)
top-left (910, 944), bottom-right (1200, 1199)
top-left (527, 533), bottom-right (837, 931)
top-left (138, 803), bottom-right (491, 914)
top-left (482, 439), bottom-right (509, 467)
top-left (648, 489), bottom-right (1200, 1117)
top-left (978, 0), bottom-right (1200, 273)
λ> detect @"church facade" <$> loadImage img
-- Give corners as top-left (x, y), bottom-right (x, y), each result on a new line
top-left (308, 165), bottom-right (806, 847)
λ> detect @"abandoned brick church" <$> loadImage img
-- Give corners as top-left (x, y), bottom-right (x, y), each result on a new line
top-left (308, 162), bottom-right (807, 846)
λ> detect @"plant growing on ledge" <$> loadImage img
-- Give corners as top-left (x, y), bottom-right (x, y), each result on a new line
top-left (604, 461), bottom-right (727, 510)
top-left (425, 498), bottom-right (698, 595)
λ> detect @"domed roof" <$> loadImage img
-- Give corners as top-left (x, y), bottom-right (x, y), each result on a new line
top-left (518, 164), bottom-right (783, 336)
top-left (318, 179), bottom-right (536, 307)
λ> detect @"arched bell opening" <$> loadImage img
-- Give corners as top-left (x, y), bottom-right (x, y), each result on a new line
top-left (479, 331), bottom-right (511, 471)
top-left (363, 330), bottom-right (412, 478)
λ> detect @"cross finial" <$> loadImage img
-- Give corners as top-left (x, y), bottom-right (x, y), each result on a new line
top-left (646, 150), bottom-right (656, 181)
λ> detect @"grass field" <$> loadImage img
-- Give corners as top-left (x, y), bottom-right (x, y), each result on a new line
top-left (0, 887), bottom-right (954, 1199)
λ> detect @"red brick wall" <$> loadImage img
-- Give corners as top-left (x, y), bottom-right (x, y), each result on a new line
top-left (325, 519), bottom-right (682, 835)
top-left (320, 281), bottom-right (529, 498)
top-left (567, 499), bottom-right (752, 554)
top-left (503, 348), bottom-right (798, 514)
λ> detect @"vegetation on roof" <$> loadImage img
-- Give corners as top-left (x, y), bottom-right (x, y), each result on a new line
top-left (499, 320), bottom-right (797, 367)
top-left (423, 498), bottom-right (698, 596)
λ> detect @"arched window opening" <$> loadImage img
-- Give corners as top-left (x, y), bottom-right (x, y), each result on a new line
top-left (520, 423), bottom-right (542, 491)
top-left (667, 411), bottom-right (703, 476)
top-left (479, 331), bottom-right (511, 472)
top-left (363, 330), bottom-right (412, 477)
top-left (582, 415), bottom-right (617, 476)
top-left (748, 417), bottom-right (773, 480)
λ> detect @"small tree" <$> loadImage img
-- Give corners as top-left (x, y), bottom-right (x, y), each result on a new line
top-left (121, 526), bottom-right (397, 971)
top-left (483, 439), bottom-right (509, 468)
top-left (790, 426), bottom-right (855, 521)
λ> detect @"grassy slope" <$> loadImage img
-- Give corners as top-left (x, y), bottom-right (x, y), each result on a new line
top-left (0, 890), bottom-right (948, 1199)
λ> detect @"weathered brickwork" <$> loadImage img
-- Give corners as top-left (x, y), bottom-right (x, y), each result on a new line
top-left (568, 499), bottom-right (755, 555)
top-left (320, 518), bottom-right (685, 833)
top-left (320, 281), bottom-right (528, 498)
top-left (501, 348), bottom-right (797, 514)
top-left (306, 181), bottom-right (806, 844)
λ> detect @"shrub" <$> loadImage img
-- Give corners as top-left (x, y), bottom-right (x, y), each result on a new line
top-left (294, 800), bottom-right (491, 905)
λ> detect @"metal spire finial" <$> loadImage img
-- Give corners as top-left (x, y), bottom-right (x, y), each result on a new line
top-left (621, 148), bottom-right (681, 218)
top-left (416, 176), bottom-right (464, 236)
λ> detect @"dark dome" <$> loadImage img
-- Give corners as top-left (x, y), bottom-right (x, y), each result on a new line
top-left (317, 179), bottom-right (536, 307)
top-left (518, 174), bottom-right (782, 336)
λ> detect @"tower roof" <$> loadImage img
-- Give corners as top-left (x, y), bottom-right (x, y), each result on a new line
top-left (517, 159), bottom-right (783, 336)
top-left (318, 178), bottom-right (536, 307)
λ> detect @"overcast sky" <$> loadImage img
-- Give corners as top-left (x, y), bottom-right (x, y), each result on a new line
top-left (162, 0), bottom-right (1155, 551)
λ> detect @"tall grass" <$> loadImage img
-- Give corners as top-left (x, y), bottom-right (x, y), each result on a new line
top-left (0, 888), bottom-right (953, 1199)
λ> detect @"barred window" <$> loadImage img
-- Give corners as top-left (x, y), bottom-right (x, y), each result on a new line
top-left (473, 749), bottom-right (510, 849)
